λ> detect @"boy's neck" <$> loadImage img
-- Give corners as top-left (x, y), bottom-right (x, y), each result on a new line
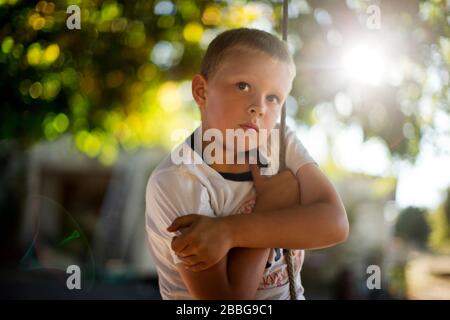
top-left (201, 138), bottom-right (251, 174)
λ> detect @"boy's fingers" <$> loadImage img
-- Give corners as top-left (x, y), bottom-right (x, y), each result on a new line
top-left (176, 244), bottom-right (195, 257)
top-left (250, 164), bottom-right (264, 186)
top-left (187, 262), bottom-right (208, 273)
top-left (280, 169), bottom-right (295, 180)
top-left (178, 255), bottom-right (201, 266)
top-left (171, 235), bottom-right (189, 253)
top-left (167, 214), bottom-right (197, 232)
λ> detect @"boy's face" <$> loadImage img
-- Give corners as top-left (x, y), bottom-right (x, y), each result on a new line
top-left (192, 48), bottom-right (294, 152)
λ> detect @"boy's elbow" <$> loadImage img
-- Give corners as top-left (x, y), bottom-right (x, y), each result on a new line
top-left (192, 288), bottom-right (256, 300)
top-left (222, 286), bottom-right (257, 300)
top-left (188, 280), bottom-right (257, 300)
top-left (232, 288), bottom-right (257, 300)
top-left (331, 207), bottom-right (349, 244)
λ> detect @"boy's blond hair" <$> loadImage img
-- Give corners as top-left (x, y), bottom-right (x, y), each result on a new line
top-left (200, 28), bottom-right (296, 80)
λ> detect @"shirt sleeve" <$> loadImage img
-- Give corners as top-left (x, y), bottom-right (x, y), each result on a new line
top-left (145, 167), bottom-right (215, 264)
top-left (284, 125), bottom-right (317, 175)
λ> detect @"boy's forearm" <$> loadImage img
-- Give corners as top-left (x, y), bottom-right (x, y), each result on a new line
top-left (222, 201), bottom-right (271, 299)
top-left (225, 247), bottom-right (270, 299)
top-left (225, 202), bottom-right (348, 250)
top-left (220, 201), bottom-right (276, 298)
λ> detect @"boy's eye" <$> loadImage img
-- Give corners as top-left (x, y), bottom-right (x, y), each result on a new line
top-left (267, 95), bottom-right (280, 104)
top-left (237, 82), bottom-right (250, 92)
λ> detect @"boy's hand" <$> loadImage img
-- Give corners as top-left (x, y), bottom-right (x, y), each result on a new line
top-left (250, 164), bottom-right (300, 212)
top-left (167, 214), bottom-right (233, 272)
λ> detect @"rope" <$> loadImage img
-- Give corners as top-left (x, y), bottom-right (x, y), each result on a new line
top-left (280, 0), bottom-right (297, 301)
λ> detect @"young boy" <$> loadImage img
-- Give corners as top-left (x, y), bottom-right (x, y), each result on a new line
top-left (145, 28), bottom-right (348, 300)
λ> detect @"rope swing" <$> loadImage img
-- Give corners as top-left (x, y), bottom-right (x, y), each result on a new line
top-left (279, 0), bottom-right (297, 301)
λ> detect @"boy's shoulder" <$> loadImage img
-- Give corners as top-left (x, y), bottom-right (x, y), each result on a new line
top-left (149, 145), bottom-right (189, 183)
top-left (147, 136), bottom-right (207, 189)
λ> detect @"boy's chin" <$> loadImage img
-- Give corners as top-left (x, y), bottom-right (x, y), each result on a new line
top-left (227, 142), bottom-right (259, 154)
top-left (225, 135), bottom-right (265, 154)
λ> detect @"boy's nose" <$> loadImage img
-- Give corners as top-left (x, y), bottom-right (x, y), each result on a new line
top-left (247, 105), bottom-right (265, 117)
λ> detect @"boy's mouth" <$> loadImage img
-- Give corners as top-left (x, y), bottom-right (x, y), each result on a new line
top-left (239, 123), bottom-right (259, 133)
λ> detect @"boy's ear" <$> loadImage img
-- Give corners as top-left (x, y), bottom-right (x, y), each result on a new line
top-left (192, 74), bottom-right (207, 108)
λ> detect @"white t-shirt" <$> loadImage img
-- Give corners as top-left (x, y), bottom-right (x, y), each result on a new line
top-left (145, 124), bottom-right (316, 300)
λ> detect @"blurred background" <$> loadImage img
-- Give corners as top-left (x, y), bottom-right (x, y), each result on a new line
top-left (0, 0), bottom-right (449, 299)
